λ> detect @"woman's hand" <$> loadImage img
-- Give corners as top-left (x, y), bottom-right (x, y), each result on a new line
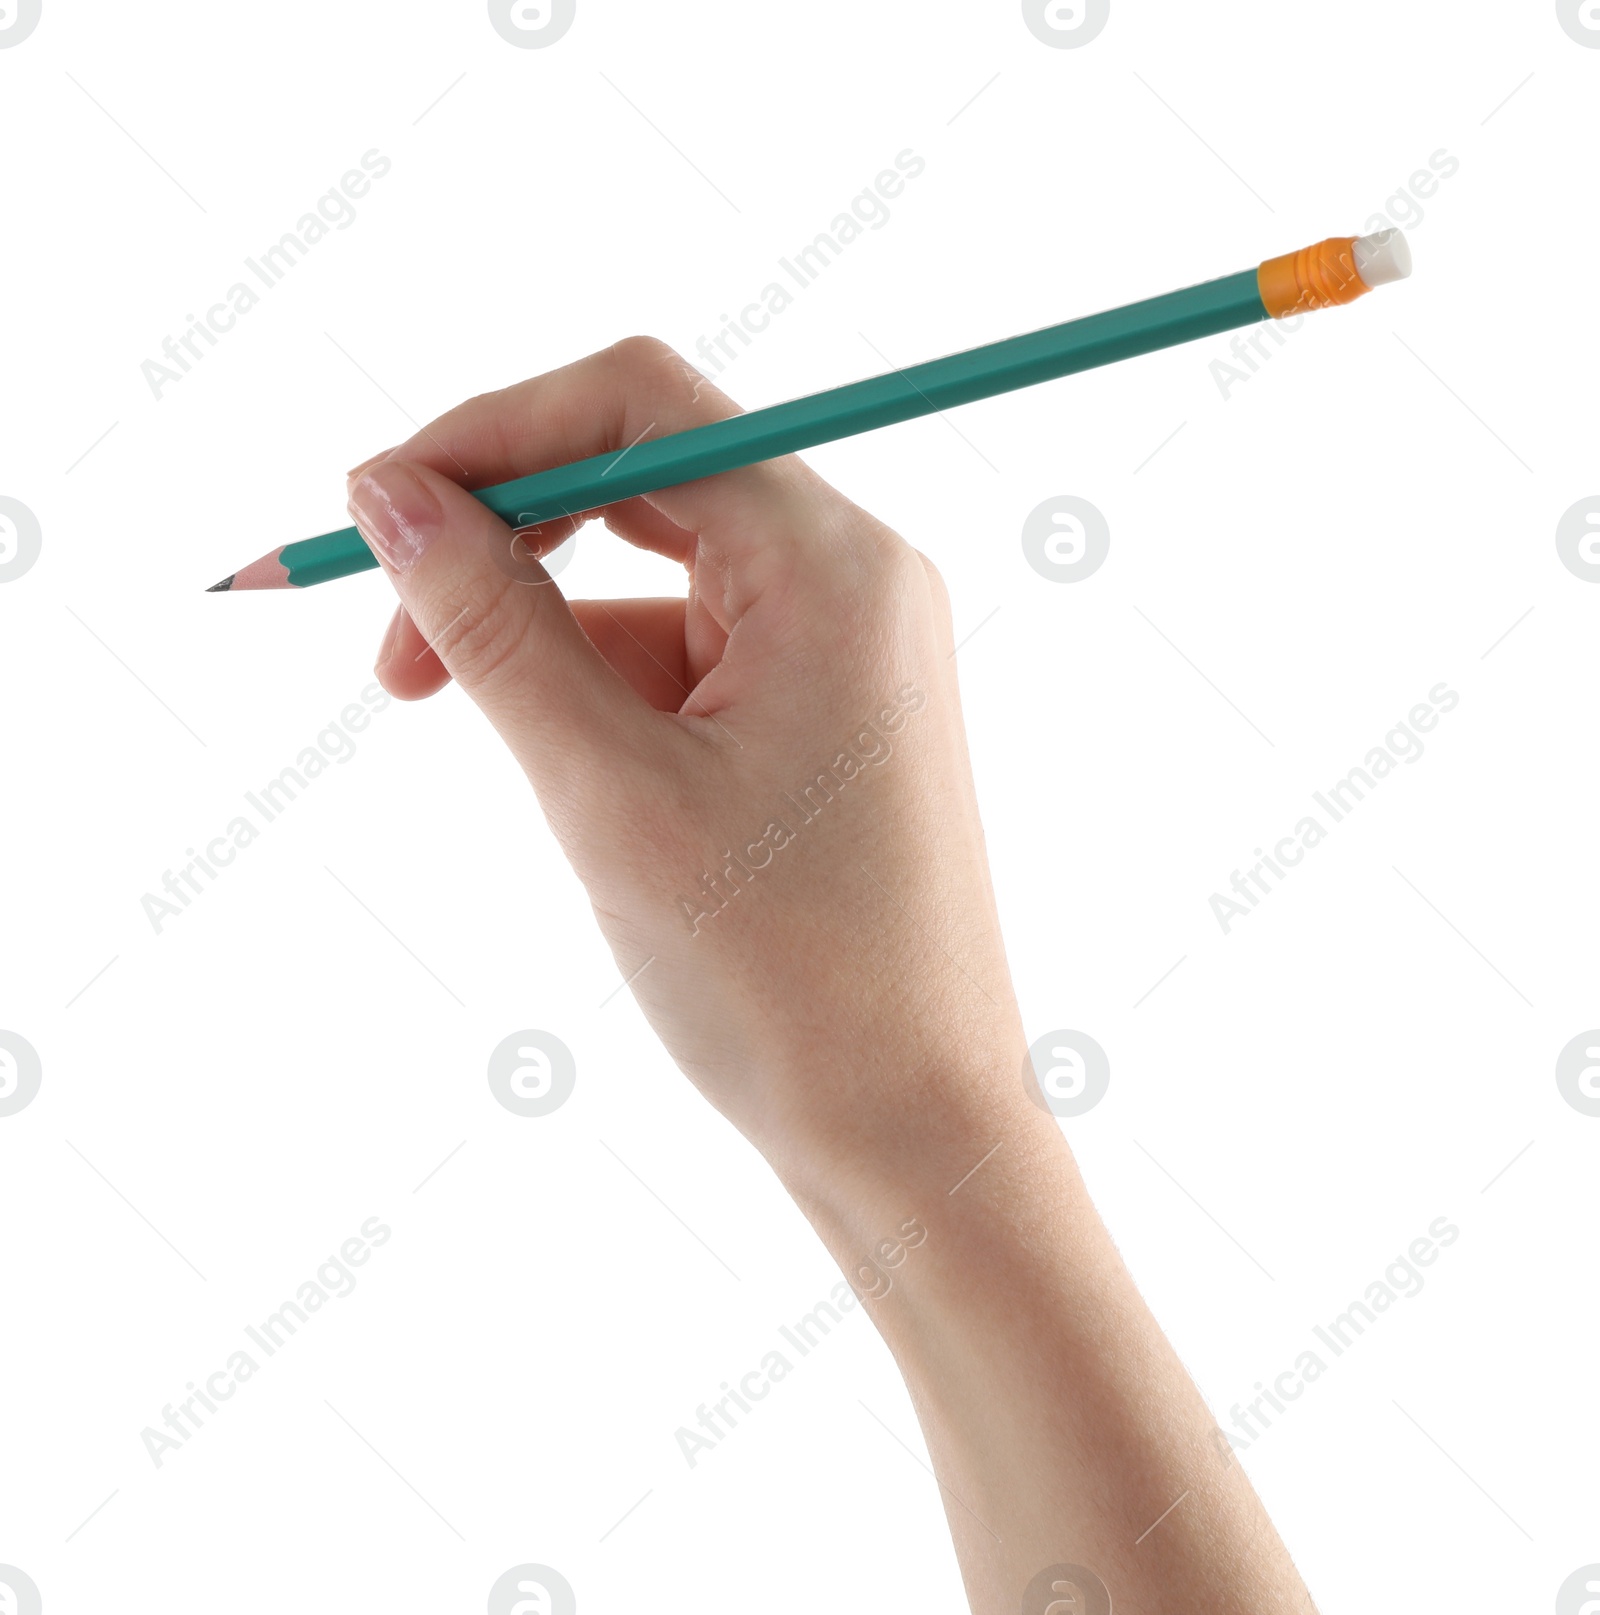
top-left (347, 335), bottom-right (1034, 1191)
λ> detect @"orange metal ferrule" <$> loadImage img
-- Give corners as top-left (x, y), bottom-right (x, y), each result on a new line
top-left (1258, 237), bottom-right (1370, 319)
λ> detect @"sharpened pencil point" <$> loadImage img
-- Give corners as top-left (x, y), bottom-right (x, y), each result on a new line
top-left (208, 546), bottom-right (294, 591)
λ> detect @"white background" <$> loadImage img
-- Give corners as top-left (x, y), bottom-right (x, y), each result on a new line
top-left (2, 2), bottom-right (1596, 1610)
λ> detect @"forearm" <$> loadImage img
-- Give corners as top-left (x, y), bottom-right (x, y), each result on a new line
top-left (771, 1066), bottom-right (1316, 1615)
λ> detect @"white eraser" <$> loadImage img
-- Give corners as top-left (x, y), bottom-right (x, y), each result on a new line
top-left (1353, 229), bottom-right (1413, 289)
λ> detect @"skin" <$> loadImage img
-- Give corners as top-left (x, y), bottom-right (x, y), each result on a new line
top-left (346, 336), bottom-right (1317, 1615)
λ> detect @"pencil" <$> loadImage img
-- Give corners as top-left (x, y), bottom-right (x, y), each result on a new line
top-left (208, 230), bottom-right (1410, 592)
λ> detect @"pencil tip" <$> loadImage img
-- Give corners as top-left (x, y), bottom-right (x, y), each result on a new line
top-left (206, 575), bottom-right (235, 593)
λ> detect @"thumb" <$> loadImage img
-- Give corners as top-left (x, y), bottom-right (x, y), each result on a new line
top-left (347, 458), bottom-right (659, 789)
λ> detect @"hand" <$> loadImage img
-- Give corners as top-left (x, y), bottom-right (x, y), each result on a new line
top-left (346, 337), bottom-right (1315, 1615)
top-left (346, 336), bottom-right (1032, 1188)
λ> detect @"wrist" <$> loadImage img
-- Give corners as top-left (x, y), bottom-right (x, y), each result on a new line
top-left (758, 1042), bottom-right (1081, 1286)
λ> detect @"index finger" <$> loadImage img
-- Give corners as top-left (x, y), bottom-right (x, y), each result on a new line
top-left (358, 337), bottom-right (834, 585)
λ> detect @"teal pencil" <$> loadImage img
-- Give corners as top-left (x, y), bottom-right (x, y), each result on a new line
top-left (209, 229), bottom-right (1410, 592)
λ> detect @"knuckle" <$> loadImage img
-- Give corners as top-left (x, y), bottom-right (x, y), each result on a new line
top-left (610, 333), bottom-right (680, 377)
top-left (859, 520), bottom-right (920, 588)
top-left (915, 548), bottom-right (950, 607)
top-left (870, 519), bottom-right (915, 569)
top-left (605, 333), bottom-right (736, 425)
top-left (915, 551), bottom-right (955, 639)
top-left (845, 538), bottom-right (952, 641)
top-left (446, 386), bottom-right (502, 426)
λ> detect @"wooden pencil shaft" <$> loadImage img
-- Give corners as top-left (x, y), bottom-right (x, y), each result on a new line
top-left (280, 268), bottom-right (1270, 588)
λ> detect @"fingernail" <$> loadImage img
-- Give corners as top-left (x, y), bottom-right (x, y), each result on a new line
top-left (348, 462), bottom-right (441, 575)
top-left (375, 606), bottom-right (402, 673)
top-left (347, 446), bottom-right (398, 478)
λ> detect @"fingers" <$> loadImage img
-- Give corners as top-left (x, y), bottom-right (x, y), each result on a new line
top-left (373, 595), bottom-right (715, 712)
top-left (348, 458), bottom-right (675, 794)
top-left (350, 334), bottom-right (918, 761)
top-left (374, 596), bottom-right (723, 716)
top-left (567, 598), bottom-right (693, 713)
top-left (354, 336), bottom-right (862, 616)
top-left (373, 604), bottom-right (451, 701)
